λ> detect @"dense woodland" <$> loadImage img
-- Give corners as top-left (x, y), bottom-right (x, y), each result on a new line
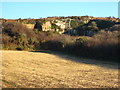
top-left (1, 16), bottom-right (120, 62)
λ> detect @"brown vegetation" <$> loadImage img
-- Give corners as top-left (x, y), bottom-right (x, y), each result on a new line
top-left (2, 21), bottom-right (119, 61)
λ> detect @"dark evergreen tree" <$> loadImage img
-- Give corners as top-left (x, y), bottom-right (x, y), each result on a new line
top-left (34, 20), bottom-right (42, 31)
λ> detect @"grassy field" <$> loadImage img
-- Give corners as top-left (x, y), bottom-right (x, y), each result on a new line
top-left (2, 50), bottom-right (119, 88)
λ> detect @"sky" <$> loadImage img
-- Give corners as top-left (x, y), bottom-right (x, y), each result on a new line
top-left (1, 2), bottom-right (119, 19)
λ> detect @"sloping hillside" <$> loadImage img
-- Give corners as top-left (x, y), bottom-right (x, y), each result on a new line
top-left (2, 50), bottom-right (118, 88)
top-left (23, 24), bottom-right (35, 29)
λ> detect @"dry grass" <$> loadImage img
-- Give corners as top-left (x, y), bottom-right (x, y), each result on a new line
top-left (23, 24), bottom-right (35, 29)
top-left (1, 50), bottom-right (119, 88)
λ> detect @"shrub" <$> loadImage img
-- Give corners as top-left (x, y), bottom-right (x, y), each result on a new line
top-left (75, 36), bottom-right (92, 45)
top-left (40, 40), bottom-right (63, 51)
top-left (70, 20), bottom-right (78, 28)
top-left (93, 30), bottom-right (119, 40)
top-left (96, 20), bottom-right (115, 29)
top-left (34, 20), bottom-right (42, 31)
top-left (2, 22), bottom-right (35, 37)
top-left (2, 22), bottom-right (36, 50)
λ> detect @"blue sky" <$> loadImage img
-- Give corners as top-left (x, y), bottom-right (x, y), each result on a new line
top-left (1, 2), bottom-right (118, 19)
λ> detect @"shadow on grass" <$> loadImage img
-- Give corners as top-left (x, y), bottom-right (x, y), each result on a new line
top-left (30, 50), bottom-right (119, 70)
